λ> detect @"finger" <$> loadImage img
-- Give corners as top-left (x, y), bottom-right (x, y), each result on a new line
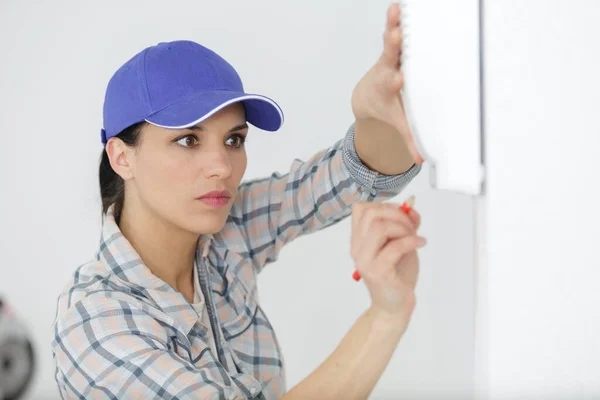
top-left (351, 203), bottom-right (416, 263)
top-left (360, 235), bottom-right (425, 281)
top-left (376, 235), bottom-right (426, 270)
top-left (381, 26), bottom-right (403, 67)
top-left (380, 3), bottom-right (402, 66)
top-left (353, 202), bottom-right (413, 233)
top-left (386, 2), bottom-right (401, 32)
top-left (407, 209), bottom-right (421, 230)
top-left (356, 219), bottom-right (413, 266)
top-left (354, 208), bottom-right (415, 263)
top-left (358, 203), bottom-right (417, 240)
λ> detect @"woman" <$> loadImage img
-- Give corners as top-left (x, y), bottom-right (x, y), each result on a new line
top-left (52, 4), bottom-right (426, 399)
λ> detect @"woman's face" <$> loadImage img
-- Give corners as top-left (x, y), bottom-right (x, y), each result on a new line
top-left (124, 103), bottom-right (248, 235)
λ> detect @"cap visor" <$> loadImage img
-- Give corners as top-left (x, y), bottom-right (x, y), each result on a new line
top-left (145, 91), bottom-right (283, 132)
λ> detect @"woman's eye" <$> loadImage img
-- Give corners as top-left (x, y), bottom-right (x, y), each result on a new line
top-left (176, 135), bottom-right (198, 148)
top-left (225, 134), bottom-right (246, 148)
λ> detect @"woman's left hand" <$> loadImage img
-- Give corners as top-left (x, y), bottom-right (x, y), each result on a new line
top-left (350, 3), bottom-right (423, 164)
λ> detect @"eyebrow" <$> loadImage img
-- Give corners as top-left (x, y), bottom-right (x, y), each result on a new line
top-left (187, 122), bottom-right (249, 133)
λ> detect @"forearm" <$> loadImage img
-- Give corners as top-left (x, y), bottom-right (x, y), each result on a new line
top-left (354, 118), bottom-right (415, 175)
top-left (283, 306), bottom-right (411, 400)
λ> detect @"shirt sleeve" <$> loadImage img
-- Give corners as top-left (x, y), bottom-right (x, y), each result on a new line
top-left (222, 122), bottom-right (421, 274)
top-left (52, 296), bottom-right (243, 400)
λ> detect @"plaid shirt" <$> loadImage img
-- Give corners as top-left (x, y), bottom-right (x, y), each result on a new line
top-left (52, 123), bottom-right (420, 400)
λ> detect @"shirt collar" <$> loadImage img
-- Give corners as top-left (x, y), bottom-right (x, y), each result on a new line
top-left (96, 205), bottom-right (213, 335)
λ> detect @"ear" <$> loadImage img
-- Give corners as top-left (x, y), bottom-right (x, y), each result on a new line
top-left (105, 138), bottom-right (135, 181)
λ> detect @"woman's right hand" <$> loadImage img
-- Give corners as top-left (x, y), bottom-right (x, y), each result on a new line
top-left (351, 200), bottom-right (426, 321)
top-left (283, 199), bottom-right (426, 400)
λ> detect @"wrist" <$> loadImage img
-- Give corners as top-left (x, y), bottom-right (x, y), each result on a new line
top-left (353, 118), bottom-right (416, 175)
top-left (367, 302), bottom-right (414, 335)
top-left (370, 293), bottom-right (416, 323)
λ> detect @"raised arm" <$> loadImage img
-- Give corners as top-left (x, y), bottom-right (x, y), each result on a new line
top-left (219, 3), bottom-right (423, 273)
top-left (283, 200), bottom-right (425, 399)
top-left (351, 3), bottom-right (424, 168)
top-left (220, 123), bottom-right (420, 273)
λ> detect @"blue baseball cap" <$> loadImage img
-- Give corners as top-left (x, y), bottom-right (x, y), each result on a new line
top-left (100, 40), bottom-right (284, 145)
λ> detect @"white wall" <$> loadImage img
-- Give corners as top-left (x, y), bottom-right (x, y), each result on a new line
top-left (0, 1), bottom-right (475, 399)
top-left (476, 1), bottom-right (600, 398)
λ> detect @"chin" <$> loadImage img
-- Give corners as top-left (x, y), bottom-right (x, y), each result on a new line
top-left (183, 210), bottom-right (229, 235)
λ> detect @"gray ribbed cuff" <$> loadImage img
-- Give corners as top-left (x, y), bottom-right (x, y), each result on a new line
top-left (342, 122), bottom-right (422, 193)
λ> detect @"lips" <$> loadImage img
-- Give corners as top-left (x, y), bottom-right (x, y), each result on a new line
top-left (197, 190), bottom-right (231, 200)
top-left (196, 190), bottom-right (231, 208)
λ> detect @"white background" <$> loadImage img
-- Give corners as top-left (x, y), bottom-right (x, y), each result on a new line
top-left (4, 0), bottom-right (600, 400)
top-left (476, 1), bottom-right (600, 399)
top-left (13, 0), bottom-right (600, 399)
top-left (0, 1), bottom-right (476, 399)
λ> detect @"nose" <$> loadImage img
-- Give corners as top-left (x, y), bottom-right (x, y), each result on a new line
top-left (199, 146), bottom-right (232, 180)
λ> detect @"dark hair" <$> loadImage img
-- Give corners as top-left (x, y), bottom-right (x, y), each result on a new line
top-left (99, 122), bottom-right (146, 218)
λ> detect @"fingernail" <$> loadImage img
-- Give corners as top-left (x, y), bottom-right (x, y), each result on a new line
top-left (418, 237), bottom-right (427, 247)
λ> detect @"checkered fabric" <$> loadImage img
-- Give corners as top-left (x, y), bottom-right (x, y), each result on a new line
top-left (52, 123), bottom-right (421, 399)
